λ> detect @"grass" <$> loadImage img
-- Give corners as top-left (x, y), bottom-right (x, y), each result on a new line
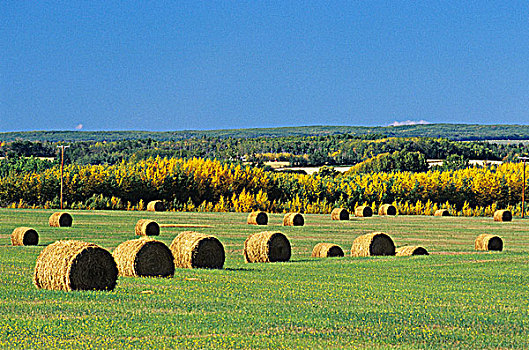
top-left (1, 209), bottom-right (528, 349)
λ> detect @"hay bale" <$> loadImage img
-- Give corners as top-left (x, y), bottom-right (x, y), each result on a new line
top-left (247, 211), bottom-right (268, 225)
top-left (351, 232), bottom-right (395, 257)
top-left (48, 212), bottom-right (73, 227)
top-left (395, 246), bottom-right (429, 256)
top-left (147, 200), bottom-right (164, 212)
top-left (493, 210), bottom-right (512, 222)
top-left (135, 219), bottom-right (160, 236)
top-left (475, 234), bottom-right (503, 251)
top-left (434, 209), bottom-right (450, 217)
top-left (11, 227), bottom-right (39, 246)
top-left (378, 204), bottom-right (397, 216)
top-left (355, 205), bottom-right (373, 217)
top-left (331, 208), bottom-right (349, 220)
top-left (33, 240), bottom-right (118, 291)
top-left (311, 243), bottom-right (344, 258)
top-left (283, 213), bottom-right (304, 226)
top-left (244, 231), bottom-right (291, 263)
top-left (170, 231), bottom-right (225, 269)
top-left (113, 238), bottom-right (175, 277)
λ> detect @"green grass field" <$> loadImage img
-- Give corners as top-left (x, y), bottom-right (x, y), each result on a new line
top-left (1, 209), bottom-right (528, 349)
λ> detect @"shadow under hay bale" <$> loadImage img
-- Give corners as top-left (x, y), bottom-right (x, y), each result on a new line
top-left (311, 243), bottom-right (344, 258)
top-left (493, 210), bottom-right (512, 222)
top-left (135, 219), bottom-right (160, 236)
top-left (283, 213), bottom-right (304, 226)
top-left (11, 227), bottom-right (39, 246)
top-left (475, 234), bottom-right (503, 251)
top-left (351, 232), bottom-right (395, 257)
top-left (396, 246), bottom-right (429, 256)
top-left (434, 209), bottom-right (450, 217)
top-left (147, 200), bottom-right (164, 212)
top-left (170, 231), bottom-right (225, 269)
top-left (34, 240), bottom-right (118, 291)
top-left (244, 231), bottom-right (291, 263)
top-left (113, 238), bottom-right (175, 277)
top-left (355, 206), bottom-right (373, 218)
top-left (247, 211), bottom-right (268, 225)
top-left (331, 208), bottom-right (349, 220)
top-left (378, 204), bottom-right (397, 216)
top-left (49, 212), bottom-right (73, 227)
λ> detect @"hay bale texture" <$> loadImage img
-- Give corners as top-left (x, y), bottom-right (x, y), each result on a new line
top-left (434, 209), bottom-right (450, 217)
top-left (11, 227), bottom-right (39, 246)
top-left (378, 204), bottom-right (397, 216)
top-left (244, 231), bottom-right (291, 263)
top-left (331, 208), bottom-right (349, 220)
top-left (395, 246), bottom-right (429, 256)
top-left (351, 232), bottom-right (395, 257)
top-left (311, 243), bottom-right (344, 258)
top-left (493, 210), bottom-right (512, 222)
top-left (283, 213), bottom-right (304, 226)
top-left (355, 206), bottom-right (373, 217)
top-left (170, 231), bottom-right (225, 269)
top-left (475, 234), bottom-right (503, 251)
top-left (247, 211), bottom-right (268, 225)
top-left (135, 219), bottom-right (160, 236)
top-left (49, 212), bottom-right (73, 227)
top-left (33, 240), bottom-right (118, 291)
top-left (147, 200), bottom-right (164, 212)
top-left (113, 238), bottom-right (175, 277)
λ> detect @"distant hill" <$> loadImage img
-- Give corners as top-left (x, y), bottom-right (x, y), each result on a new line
top-left (1, 124), bottom-right (528, 142)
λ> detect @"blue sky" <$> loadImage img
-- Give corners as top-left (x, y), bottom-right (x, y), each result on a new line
top-left (1, 1), bottom-right (528, 132)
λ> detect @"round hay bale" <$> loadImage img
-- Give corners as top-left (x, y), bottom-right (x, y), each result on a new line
top-left (355, 206), bottom-right (373, 218)
top-left (11, 227), bottom-right (39, 246)
top-left (147, 200), bottom-right (164, 212)
top-left (311, 243), bottom-right (344, 258)
top-left (33, 240), bottom-right (118, 291)
top-left (475, 234), bottom-right (503, 251)
top-left (244, 231), bottom-right (291, 263)
top-left (395, 246), bottom-right (429, 256)
top-left (493, 210), bottom-right (512, 222)
top-left (247, 211), bottom-right (268, 225)
top-left (434, 209), bottom-right (450, 217)
top-left (331, 208), bottom-right (349, 220)
top-left (113, 238), bottom-right (175, 277)
top-left (48, 212), bottom-right (73, 227)
top-left (351, 232), bottom-right (395, 257)
top-left (170, 231), bottom-right (225, 269)
top-left (378, 204), bottom-right (397, 216)
top-left (135, 219), bottom-right (160, 236)
top-left (283, 213), bottom-right (304, 226)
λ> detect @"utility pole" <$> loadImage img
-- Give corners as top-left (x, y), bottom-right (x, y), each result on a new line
top-left (57, 145), bottom-right (70, 209)
top-left (518, 156), bottom-right (529, 218)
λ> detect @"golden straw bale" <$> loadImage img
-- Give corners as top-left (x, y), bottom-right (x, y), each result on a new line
top-left (135, 219), bottom-right (160, 236)
top-left (147, 200), bottom-right (164, 212)
top-left (331, 208), bottom-right (349, 220)
top-left (113, 238), bottom-right (174, 277)
top-left (48, 212), bottom-right (73, 227)
top-left (11, 227), bottom-right (39, 246)
top-left (283, 213), bottom-right (304, 226)
top-left (355, 206), bottom-right (373, 217)
top-left (170, 231), bottom-right (225, 269)
top-left (493, 210), bottom-right (512, 222)
top-left (247, 211), bottom-right (268, 225)
top-left (378, 204), bottom-right (397, 216)
top-left (351, 232), bottom-right (395, 257)
top-left (475, 234), bottom-right (503, 251)
top-left (33, 240), bottom-right (118, 291)
top-left (395, 246), bottom-right (429, 256)
top-left (244, 231), bottom-right (291, 263)
top-left (311, 243), bottom-right (344, 258)
top-left (434, 209), bottom-right (450, 217)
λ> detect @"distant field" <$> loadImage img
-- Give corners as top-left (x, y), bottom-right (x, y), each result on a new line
top-left (1, 209), bottom-right (528, 349)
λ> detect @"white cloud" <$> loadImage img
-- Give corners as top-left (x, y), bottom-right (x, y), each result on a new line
top-left (75, 124), bottom-right (83, 130)
top-left (389, 120), bottom-right (430, 127)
